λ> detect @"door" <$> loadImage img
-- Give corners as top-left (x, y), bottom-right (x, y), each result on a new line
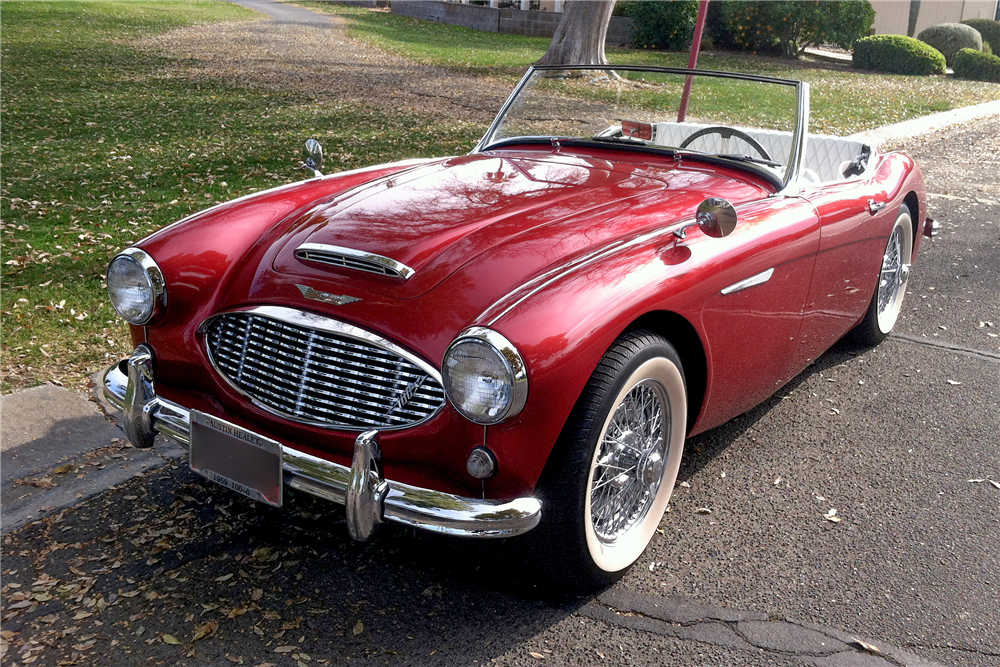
top-left (692, 196), bottom-right (821, 429)
top-left (796, 179), bottom-right (888, 365)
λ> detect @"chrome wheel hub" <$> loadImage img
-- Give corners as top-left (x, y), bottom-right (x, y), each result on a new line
top-left (638, 449), bottom-right (665, 487)
top-left (590, 379), bottom-right (669, 543)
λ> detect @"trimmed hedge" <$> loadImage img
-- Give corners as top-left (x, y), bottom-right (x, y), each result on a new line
top-left (953, 47), bottom-right (1000, 82)
top-left (917, 23), bottom-right (982, 65)
top-left (853, 35), bottom-right (946, 75)
top-left (962, 18), bottom-right (1000, 52)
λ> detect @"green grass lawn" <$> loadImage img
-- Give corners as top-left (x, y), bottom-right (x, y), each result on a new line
top-left (0, 1), bottom-right (482, 391)
top-left (303, 3), bottom-right (999, 133)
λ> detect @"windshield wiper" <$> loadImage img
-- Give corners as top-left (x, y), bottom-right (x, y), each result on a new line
top-left (715, 153), bottom-right (782, 168)
top-left (591, 135), bottom-right (648, 145)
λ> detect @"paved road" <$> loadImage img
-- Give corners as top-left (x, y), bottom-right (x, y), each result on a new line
top-left (2, 2), bottom-right (998, 665)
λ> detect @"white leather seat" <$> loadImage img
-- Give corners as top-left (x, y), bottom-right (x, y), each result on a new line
top-left (650, 121), bottom-right (871, 184)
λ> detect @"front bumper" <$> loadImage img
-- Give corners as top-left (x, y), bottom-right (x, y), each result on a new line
top-left (103, 346), bottom-right (541, 540)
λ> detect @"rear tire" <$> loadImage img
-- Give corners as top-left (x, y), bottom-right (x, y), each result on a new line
top-left (530, 330), bottom-right (686, 591)
top-left (852, 204), bottom-right (913, 346)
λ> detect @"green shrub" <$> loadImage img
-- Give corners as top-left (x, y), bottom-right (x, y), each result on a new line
top-left (917, 23), bottom-right (982, 65)
top-left (721, 1), bottom-right (875, 58)
top-left (853, 34), bottom-right (946, 75)
top-left (617, 1), bottom-right (699, 51)
top-left (962, 18), bottom-right (1000, 54)
top-left (953, 47), bottom-right (1000, 82)
top-left (705, 0), bottom-right (739, 51)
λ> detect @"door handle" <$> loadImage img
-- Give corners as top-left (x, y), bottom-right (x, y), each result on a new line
top-left (867, 198), bottom-right (886, 214)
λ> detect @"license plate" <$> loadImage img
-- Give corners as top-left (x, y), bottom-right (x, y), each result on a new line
top-left (190, 411), bottom-right (283, 507)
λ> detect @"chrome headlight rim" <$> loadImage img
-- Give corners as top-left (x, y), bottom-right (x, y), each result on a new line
top-left (107, 247), bottom-right (167, 325)
top-left (443, 326), bottom-right (528, 425)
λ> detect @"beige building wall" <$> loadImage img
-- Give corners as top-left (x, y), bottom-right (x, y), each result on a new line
top-left (871, 0), bottom-right (998, 36)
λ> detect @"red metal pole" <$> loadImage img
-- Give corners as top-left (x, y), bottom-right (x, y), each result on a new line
top-left (678, 0), bottom-right (709, 122)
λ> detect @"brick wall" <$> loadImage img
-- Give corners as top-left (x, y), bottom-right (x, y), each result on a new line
top-left (393, 1), bottom-right (500, 32)
top-left (391, 1), bottom-right (633, 46)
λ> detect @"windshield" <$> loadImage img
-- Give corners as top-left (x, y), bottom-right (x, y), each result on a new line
top-left (480, 66), bottom-right (806, 188)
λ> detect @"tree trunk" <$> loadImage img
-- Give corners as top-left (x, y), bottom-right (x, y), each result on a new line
top-left (907, 0), bottom-right (921, 37)
top-left (534, 0), bottom-right (617, 66)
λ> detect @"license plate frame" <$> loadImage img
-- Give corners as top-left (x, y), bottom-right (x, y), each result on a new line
top-left (190, 411), bottom-right (283, 507)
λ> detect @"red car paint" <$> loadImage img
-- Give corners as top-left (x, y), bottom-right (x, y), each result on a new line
top-left (133, 145), bottom-right (925, 501)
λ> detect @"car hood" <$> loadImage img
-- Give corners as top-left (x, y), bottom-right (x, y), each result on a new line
top-left (268, 151), bottom-right (770, 301)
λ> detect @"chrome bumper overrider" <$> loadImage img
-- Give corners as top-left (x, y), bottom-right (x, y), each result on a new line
top-left (103, 346), bottom-right (541, 540)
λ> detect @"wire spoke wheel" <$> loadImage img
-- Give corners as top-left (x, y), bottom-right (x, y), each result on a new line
top-left (590, 379), bottom-right (668, 543)
top-left (529, 330), bottom-right (687, 589)
top-left (580, 338), bottom-right (687, 576)
top-left (853, 204), bottom-right (914, 345)
top-left (876, 224), bottom-right (907, 332)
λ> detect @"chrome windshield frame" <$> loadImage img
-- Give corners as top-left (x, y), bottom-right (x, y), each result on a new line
top-left (473, 65), bottom-right (809, 194)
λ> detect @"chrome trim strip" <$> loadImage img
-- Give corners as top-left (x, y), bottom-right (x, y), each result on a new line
top-left (199, 306), bottom-right (445, 432)
top-left (295, 243), bottom-right (415, 280)
top-left (103, 358), bottom-right (541, 538)
top-left (720, 268), bottom-right (775, 295)
top-left (481, 215), bottom-right (699, 326)
top-left (777, 80), bottom-right (809, 197)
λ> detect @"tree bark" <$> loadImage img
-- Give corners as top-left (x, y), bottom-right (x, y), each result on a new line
top-left (907, 0), bottom-right (921, 37)
top-left (534, 0), bottom-right (617, 66)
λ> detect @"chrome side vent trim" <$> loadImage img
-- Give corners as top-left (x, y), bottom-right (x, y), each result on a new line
top-left (296, 243), bottom-right (415, 280)
top-left (721, 268), bottom-right (775, 295)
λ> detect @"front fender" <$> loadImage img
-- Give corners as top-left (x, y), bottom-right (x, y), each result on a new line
top-left (479, 225), bottom-right (712, 497)
top-left (478, 195), bottom-right (822, 497)
top-left (127, 159), bottom-right (436, 372)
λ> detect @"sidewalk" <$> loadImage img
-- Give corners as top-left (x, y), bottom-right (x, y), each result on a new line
top-left (0, 380), bottom-right (184, 532)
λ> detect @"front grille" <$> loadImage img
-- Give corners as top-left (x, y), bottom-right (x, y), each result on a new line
top-left (205, 312), bottom-right (445, 430)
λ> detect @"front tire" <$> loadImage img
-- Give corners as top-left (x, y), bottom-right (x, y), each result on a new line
top-left (531, 330), bottom-right (686, 590)
top-left (853, 204), bottom-right (914, 345)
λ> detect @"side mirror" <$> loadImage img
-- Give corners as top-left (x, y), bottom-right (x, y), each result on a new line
top-left (695, 197), bottom-right (738, 238)
top-left (674, 197), bottom-right (738, 239)
top-left (302, 139), bottom-right (324, 178)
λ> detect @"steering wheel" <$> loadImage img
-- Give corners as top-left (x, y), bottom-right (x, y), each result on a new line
top-left (679, 126), bottom-right (772, 161)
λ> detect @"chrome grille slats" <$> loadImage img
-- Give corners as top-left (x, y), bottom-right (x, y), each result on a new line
top-left (205, 311), bottom-right (445, 430)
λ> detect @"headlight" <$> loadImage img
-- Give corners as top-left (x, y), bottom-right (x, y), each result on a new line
top-left (107, 248), bottom-right (166, 325)
top-left (443, 327), bottom-right (527, 425)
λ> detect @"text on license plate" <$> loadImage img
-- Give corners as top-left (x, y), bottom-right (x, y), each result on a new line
top-left (189, 411), bottom-right (283, 507)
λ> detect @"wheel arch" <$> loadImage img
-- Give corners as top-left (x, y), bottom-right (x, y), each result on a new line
top-left (902, 190), bottom-right (920, 249)
top-left (627, 311), bottom-right (707, 435)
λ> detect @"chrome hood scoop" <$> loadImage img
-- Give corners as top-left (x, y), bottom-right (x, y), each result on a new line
top-left (295, 244), bottom-right (415, 280)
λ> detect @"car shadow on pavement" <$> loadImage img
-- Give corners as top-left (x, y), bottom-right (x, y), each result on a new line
top-left (677, 339), bottom-right (863, 483)
top-left (0, 340), bottom-right (873, 666)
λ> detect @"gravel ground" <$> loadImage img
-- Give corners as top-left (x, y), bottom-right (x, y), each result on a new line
top-left (135, 14), bottom-right (511, 125)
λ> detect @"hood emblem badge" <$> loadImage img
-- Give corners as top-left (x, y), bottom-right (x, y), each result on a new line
top-left (296, 284), bottom-right (361, 306)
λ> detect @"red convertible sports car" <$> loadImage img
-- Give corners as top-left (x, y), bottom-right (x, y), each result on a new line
top-left (103, 66), bottom-right (932, 588)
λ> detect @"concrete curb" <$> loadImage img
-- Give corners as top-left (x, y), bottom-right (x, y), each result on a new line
top-left (0, 379), bottom-right (186, 533)
top-left (848, 99), bottom-right (1000, 148)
